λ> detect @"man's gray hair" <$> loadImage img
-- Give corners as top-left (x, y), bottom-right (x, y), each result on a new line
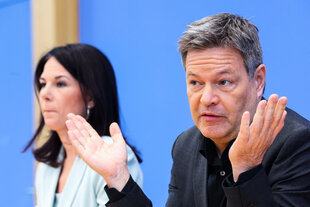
top-left (178, 13), bottom-right (263, 77)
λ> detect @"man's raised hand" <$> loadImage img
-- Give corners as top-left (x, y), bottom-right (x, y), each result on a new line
top-left (229, 94), bottom-right (287, 181)
top-left (66, 113), bottom-right (130, 191)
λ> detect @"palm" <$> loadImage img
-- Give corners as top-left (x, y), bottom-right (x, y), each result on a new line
top-left (229, 95), bottom-right (287, 181)
top-left (81, 133), bottom-right (127, 177)
top-left (66, 114), bottom-right (127, 179)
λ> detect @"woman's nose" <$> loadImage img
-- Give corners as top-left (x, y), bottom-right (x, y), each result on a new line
top-left (39, 84), bottom-right (53, 102)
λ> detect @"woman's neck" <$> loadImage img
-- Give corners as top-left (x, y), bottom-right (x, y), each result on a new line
top-left (57, 129), bottom-right (76, 160)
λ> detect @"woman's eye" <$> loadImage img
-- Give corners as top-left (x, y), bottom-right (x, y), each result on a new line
top-left (57, 81), bottom-right (67, 87)
top-left (39, 82), bottom-right (46, 88)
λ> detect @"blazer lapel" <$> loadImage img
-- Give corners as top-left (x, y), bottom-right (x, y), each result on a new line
top-left (57, 156), bottom-right (87, 206)
top-left (43, 165), bottom-right (62, 207)
top-left (193, 135), bottom-right (208, 207)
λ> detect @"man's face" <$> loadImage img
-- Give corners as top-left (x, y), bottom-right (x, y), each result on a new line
top-left (186, 47), bottom-right (264, 148)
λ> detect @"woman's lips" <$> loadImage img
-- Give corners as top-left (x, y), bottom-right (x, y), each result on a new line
top-left (43, 110), bottom-right (56, 114)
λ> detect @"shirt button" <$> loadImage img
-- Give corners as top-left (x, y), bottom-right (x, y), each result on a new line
top-left (219, 170), bottom-right (226, 176)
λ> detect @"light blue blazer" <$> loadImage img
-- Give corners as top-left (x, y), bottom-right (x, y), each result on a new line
top-left (35, 136), bottom-right (143, 207)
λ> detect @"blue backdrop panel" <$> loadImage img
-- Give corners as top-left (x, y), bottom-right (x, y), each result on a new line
top-left (79, 1), bottom-right (310, 206)
top-left (0, 0), bottom-right (33, 206)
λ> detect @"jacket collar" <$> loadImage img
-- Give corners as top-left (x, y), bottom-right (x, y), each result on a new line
top-left (193, 132), bottom-right (208, 206)
top-left (43, 147), bottom-right (87, 207)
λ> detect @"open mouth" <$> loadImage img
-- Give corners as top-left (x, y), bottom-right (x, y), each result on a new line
top-left (201, 113), bottom-right (224, 121)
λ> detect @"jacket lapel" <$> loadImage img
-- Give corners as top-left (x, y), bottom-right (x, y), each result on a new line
top-left (43, 165), bottom-right (62, 207)
top-left (193, 135), bottom-right (208, 206)
top-left (57, 156), bottom-right (87, 206)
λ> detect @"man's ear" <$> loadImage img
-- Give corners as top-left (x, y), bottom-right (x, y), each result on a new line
top-left (253, 64), bottom-right (266, 99)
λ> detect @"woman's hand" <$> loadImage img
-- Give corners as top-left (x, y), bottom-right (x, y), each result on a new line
top-left (66, 113), bottom-right (130, 191)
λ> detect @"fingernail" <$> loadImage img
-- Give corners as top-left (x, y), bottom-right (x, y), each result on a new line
top-left (281, 97), bottom-right (288, 104)
top-left (65, 120), bottom-right (72, 127)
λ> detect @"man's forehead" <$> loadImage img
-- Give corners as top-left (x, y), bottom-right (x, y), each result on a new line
top-left (184, 47), bottom-right (249, 76)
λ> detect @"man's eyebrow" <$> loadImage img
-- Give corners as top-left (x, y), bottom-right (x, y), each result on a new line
top-left (186, 71), bottom-right (198, 77)
top-left (186, 68), bottom-right (234, 77)
top-left (216, 69), bottom-right (234, 75)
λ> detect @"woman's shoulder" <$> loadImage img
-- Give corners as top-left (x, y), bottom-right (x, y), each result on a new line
top-left (36, 161), bottom-right (60, 176)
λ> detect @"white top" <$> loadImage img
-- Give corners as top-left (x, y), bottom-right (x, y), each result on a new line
top-left (35, 136), bottom-right (143, 207)
top-left (53, 193), bottom-right (61, 207)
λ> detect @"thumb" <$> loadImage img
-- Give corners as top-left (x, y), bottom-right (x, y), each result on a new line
top-left (109, 122), bottom-right (123, 142)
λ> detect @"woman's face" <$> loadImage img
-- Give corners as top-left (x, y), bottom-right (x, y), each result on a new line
top-left (39, 57), bottom-right (87, 133)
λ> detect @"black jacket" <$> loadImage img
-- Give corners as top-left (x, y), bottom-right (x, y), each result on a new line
top-left (107, 108), bottom-right (310, 207)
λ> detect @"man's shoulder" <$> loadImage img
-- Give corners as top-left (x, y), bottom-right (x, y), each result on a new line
top-left (171, 126), bottom-right (203, 154)
top-left (271, 107), bottom-right (310, 150)
top-left (176, 125), bottom-right (202, 142)
top-left (264, 107), bottom-right (310, 175)
top-left (283, 107), bottom-right (310, 135)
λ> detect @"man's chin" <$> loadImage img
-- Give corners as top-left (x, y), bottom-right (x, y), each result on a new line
top-left (198, 125), bottom-right (234, 140)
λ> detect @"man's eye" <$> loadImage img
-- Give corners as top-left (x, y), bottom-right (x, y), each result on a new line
top-left (57, 82), bottom-right (67, 87)
top-left (219, 80), bottom-right (231, 86)
top-left (190, 80), bottom-right (200, 86)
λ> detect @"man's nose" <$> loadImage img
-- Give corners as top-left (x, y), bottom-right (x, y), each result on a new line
top-left (200, 84), bottom-right (219, 107)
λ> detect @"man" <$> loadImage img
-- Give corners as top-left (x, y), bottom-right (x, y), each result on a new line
top-left (66, 13), bottom-right (310, 206)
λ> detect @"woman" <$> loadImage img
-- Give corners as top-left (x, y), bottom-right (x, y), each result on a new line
top-left (24, 44), bottom-right (143, 207)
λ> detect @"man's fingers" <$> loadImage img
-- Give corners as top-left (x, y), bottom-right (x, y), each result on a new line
top-left (263, 94), bottom-right (278, 128)
top-left (270, 96), bottom-right (287, 130)
top-left (66, 116), bottom-right (87, 146)
top-left (110, 122), bottom-right (121, 135)
top-left (109, 122), bottom-right (124, 143)
top-left (238, 111), bottom-right (251, 142)
top-left (67, 130), bottom-right (85, 155)
top-left (273, 110), bottom-right (287, 137)
top-left (74, 115), bottom-right (101, 140)
top-left (250, 100), bottom-right (267, 135)
top-left (67, 113), bottom-right (101, 143)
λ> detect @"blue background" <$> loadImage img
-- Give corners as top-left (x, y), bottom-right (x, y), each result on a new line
top-left (0, 0), bottom-right (33, 206)
top-left (1, 0), bottom-right (310, 206)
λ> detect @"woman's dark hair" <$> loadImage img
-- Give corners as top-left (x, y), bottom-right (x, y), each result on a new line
top-left (23, 43), bottom-right (141, 167)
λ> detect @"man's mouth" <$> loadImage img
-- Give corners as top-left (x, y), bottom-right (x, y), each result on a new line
top-left (201, 112), bottom-right (224, 121)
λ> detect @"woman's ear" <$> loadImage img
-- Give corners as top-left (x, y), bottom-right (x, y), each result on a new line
top-left (86, 93), bottom-right (95, 108)
top-left (253, 64), bottom-right (266, 99)
top-left (87, 100), bottom-right (95, 108)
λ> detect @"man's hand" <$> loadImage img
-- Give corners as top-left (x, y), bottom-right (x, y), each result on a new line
top-left (65, 113), bottom-right (130, 191)
top-left (229, 94), bottom-right (287, 182)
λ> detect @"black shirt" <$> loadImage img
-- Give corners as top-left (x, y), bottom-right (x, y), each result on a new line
top-left (200, 138), bottom-right (234, 207)
top-left (105, 138), bottom-right (261, 206)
